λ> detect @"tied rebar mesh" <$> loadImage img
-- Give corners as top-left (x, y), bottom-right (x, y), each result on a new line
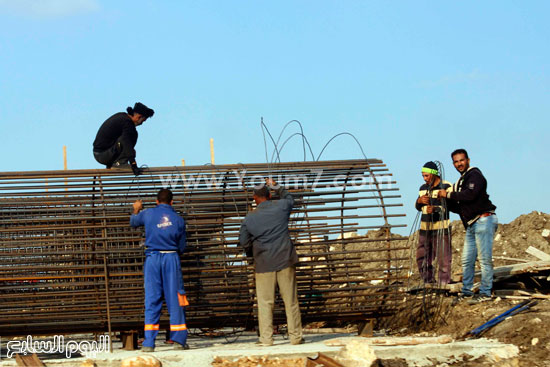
top-left (404, 161), bottom-right (450, 330)
top-left (0, 159), bottom-right (410, 336)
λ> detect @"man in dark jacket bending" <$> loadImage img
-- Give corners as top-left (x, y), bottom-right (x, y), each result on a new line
top-left (439, 149), bottom-right (497, 303)
top-left (93, 102), bottom-right (154, 175)
top-left (239, 179), bottom-right (303, 346)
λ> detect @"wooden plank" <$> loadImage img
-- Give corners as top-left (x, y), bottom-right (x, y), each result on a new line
top-left (517, 290), bottom-right (550, 299)
top-left (325, 335), bottom-right (452, 346)
top-left (496, 295), bottom-right (532, 300)
top-left (494, 256), bottom-right (530, 262)
top-left (15, 353), bottom-right (45, 367)
top-left (493, 260), bottom-right (550, 278)
top-left (307, 353), bottom-right (344, 367)
top-left (526, 246), bottom-right (550, 261)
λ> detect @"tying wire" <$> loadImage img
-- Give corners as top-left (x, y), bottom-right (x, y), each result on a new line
top-left (316, 132), bottom-right (368, 161)
top-left (270, 132), bottom-right (316, 163)
top-left (272, 120), bottom-right (311, 162)
top-left (407, 160), bottom-right (449, 329)
top-left (175, 163), bottom-right (252, 343)
top-left (260, 118), bottom-right (280, 177)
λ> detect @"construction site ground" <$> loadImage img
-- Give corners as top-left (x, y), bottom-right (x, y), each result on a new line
top-left (0, 328), bottom-right (531, 367)
top-left (1, 211), bottom-right (548, 366)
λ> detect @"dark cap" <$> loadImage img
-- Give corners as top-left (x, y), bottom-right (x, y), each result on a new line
top-left (422, 161), bottom-right (439, 176)
top-left (127, 102), bottom-right (154, 118)
top-left (253, 185), bottom-right (270, 198)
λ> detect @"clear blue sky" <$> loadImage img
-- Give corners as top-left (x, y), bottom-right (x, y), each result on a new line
top-left (1, 1), bottom-right (548, 233)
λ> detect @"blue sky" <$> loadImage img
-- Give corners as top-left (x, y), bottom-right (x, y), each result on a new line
top-left (0, 1), bottom-right (548, 233)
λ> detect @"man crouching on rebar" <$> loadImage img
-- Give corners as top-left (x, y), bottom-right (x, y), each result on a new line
top-left (239, 179), bottom-right (304, 346)
top-left (415, 162), bottom-right (455, 286)
top-left (131, 188), bottom-right (189, 352)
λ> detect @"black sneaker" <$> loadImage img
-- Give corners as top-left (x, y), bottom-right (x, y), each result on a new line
top-left (173, 342), bottom-right (189, 350)
top-left (467, 294), bottom-right (492, 305)
top-left (451, 293), bottom-right (473, 306)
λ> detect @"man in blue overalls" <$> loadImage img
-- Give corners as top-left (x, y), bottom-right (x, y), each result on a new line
top-left (131, 188), bottom-right (189, 352)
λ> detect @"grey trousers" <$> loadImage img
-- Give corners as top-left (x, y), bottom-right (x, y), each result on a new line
top-left (255, 266), bottom-right (302, 344)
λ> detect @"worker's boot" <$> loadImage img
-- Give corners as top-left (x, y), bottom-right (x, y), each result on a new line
top-left (141, 346), bottom-right (154, 352)
top-left (173, 342), bottom-right (189, 350)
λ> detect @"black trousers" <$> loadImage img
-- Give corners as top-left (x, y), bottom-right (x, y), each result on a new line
top-left (93, 137), bottom-right (135, 168)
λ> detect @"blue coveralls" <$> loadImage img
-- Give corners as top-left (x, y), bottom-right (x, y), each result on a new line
top-left (130, 204), bottom-right (188, 348)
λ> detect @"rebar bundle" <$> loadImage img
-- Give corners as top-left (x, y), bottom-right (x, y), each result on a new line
top-left (0, 159), bottom-right (408, 336)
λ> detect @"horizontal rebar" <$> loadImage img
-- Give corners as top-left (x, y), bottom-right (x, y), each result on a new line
top-left (0, 159), bottom-right (409, 336)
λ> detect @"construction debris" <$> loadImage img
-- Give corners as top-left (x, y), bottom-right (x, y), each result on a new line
top-left (120, 355), bottom-right (162, 367)
top-left (15, 354), bottom-right (45, 367)
top-left (212, 356), bottom-right (304, 367)
top-left (334, 340), bottom-right (377, 367)
top-left (307, 352), bottom-right (344, 367)
top-left (464, 300), bottom-right (539, 338)
top-left (324, 335), bottom-right (453, 347)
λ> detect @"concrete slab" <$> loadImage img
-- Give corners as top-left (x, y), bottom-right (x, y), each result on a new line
top-left (0, 332), bottom-right (519, 367)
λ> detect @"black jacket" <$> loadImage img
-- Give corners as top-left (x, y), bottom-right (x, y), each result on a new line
top-left (448, 167), bottom-right (496, 228)
top-left (93, 112), bottom-right (138, 160)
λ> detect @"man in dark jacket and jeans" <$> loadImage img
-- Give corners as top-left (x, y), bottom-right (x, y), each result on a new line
top-left (438, 149), bottom-right (497, 303)
top-left (93, 102), bottom-right (154, 175)
top-left (239, 179), bottom-right (303, 346)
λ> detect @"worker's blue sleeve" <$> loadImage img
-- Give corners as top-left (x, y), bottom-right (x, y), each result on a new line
top-left (130, 211), bottom-right (146, 227)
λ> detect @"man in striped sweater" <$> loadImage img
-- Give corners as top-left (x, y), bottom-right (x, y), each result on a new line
top-left (415, 161), bottom-right (454, 285)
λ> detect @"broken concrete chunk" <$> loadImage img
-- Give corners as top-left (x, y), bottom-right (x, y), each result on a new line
top-left (335, 340), bottom-right (377, 367)
top-left (120, 355), bottom-right (161, 367)
top-left (80, 360), bottom-right (96, 367)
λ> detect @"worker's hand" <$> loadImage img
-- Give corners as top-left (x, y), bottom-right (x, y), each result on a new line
top-left (133, 200), bottom-right (143, 214)
top-left (265, 178), bottom-right (277, 188)
top-left (437, 189), bottom-right (448, 199)
top-left (426, 205), bottom-right (434, 214)
top-left (417, 195), bottom-right (430, 205)
top-left (131, 162), bottom-right (142, 176)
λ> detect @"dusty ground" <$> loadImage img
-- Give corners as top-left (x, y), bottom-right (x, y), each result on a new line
top-left (407, 210), bottom-right (550, 367)
top-left (214, 211), bottom-right (550, 366)
top-left (2, 212), bottom-right (547, 367)
top-left (429, 296), bottom-right (550, 367)
top-left (212, 356), bottom-right (304, 367)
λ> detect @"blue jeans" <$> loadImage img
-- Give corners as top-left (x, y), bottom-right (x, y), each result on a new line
top-left (461, 214), bottom-right (498, 296)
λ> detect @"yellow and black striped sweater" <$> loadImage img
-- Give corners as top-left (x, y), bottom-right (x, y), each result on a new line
top-left (415, 180), bottom-right (453, 233)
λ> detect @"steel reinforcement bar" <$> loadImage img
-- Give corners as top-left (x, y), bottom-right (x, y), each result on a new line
top-left (0, 159), bottom-right (408, 336)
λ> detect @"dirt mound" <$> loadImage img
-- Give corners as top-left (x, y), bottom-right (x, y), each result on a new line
top-left (425, 211), bottom-right (550, 366)
top-left (450, 211), bottom-right (550, 275)
top-left (430, 297), bottom-right (550, 367)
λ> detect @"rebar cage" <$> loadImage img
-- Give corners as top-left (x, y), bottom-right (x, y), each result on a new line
top-left (0, 159), bottom-right (408, 336)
